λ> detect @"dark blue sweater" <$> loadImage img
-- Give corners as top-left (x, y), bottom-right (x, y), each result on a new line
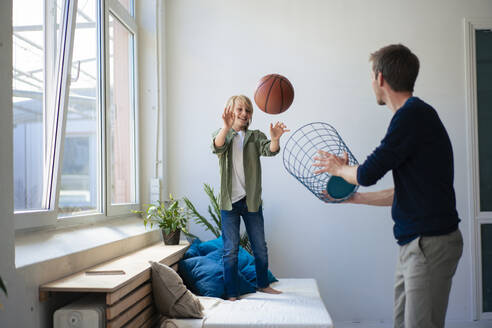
top-left (357, 97), bottom-right (460, 245)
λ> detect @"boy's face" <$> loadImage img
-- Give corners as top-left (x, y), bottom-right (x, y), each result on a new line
top-left (232, 101), bottom-right (252, 130)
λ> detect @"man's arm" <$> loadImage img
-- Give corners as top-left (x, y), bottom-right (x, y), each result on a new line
top-left (345, 188), bottom-right (394, 206)
top-left (335, 164), bottom-right (359, 185)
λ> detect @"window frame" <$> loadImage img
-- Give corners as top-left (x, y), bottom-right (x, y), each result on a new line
top-left (13, 0), bottom-right (140, 230)
top-left (105, 0), bottom-right (139, 217)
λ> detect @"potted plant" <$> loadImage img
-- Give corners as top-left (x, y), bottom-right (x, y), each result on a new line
top-left (133, 195), bottom-right (195, 245)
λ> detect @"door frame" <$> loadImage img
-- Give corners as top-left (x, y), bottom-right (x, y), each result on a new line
top-left (464, 17), bottom-right (492, 321)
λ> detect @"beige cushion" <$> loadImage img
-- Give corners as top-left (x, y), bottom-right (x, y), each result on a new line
top-left (150, 261), bottom-right (203, 319)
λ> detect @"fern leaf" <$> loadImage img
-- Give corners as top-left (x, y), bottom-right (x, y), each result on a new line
top-left (183, 197), bottom-right (220, 237)
top-left (207, 205), bottom-right (221, 232)
top-left (204, 184), bottom-right (222, 227)
top-left (205, 184), bottom-right (221, 216)
top-left (0, 276), bottom-right (7, 297)
top-left (240, 233), bottom-right (253, 255)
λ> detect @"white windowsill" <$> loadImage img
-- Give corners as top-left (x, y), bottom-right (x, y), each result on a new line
top-left (15, 216), bottom-right (161, 269)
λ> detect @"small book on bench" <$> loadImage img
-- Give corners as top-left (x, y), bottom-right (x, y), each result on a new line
top-left (85, 270), bottom-right (126, 275)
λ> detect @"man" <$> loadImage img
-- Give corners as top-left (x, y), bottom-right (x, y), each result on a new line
top-left (313, 44), bottom-right (463, 328)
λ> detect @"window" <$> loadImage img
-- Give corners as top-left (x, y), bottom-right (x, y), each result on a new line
top-left (13, 0), bottom-right (138, 229)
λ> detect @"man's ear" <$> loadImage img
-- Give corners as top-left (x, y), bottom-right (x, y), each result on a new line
top-left (376, 71), bottom-right (384, 87)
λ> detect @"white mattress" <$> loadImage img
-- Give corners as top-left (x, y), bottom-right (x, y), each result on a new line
top-left (160, 278), bottom-right (333, 328)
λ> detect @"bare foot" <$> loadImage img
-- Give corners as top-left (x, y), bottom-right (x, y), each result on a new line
top-left (259, 286), bottom-right (282, 294)
top-left (227, 297), bottom-right (239, 301)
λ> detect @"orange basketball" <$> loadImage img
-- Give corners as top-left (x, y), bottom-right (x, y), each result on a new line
top-left (254, 74), bottom-right (294, 114)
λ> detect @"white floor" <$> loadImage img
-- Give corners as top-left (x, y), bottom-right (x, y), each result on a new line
top-left (334, 321), bottom-right (492, 328)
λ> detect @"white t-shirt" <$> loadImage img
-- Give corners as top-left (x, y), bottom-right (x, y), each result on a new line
top-left (231, 130), bottom-right (246, 203)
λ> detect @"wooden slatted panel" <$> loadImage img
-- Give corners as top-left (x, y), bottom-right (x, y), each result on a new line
top-left (140, 314), bottom-right (161, 328)
top-left (107, 295), bottom-right (152, 328)
top-left (106, 271), bottom-right (150, 305)
top-left (124, 306), bottom-right (155, 328)
top-left (39, 242), bottom-right (189, 294)
top-left (106, 282), bottom-right (152, 320)
top-left (158, 251), bottom-right (187, 270)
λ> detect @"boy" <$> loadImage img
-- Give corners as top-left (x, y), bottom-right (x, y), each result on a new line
top-left (212, 95), bottom-right (289, 301)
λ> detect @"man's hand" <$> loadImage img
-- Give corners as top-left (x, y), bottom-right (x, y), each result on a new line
top-left (222, 105), bottom-right (235, 129)
top-left (320, 189), bottom-right (360, 203)
top-left (270, 122), bottom-right (290, 141)
top-left (313, 150), bottom-right (349, 176)
top-left (312, 150), bottom-right (359, 185)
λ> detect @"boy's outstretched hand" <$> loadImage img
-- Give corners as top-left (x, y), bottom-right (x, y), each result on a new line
top-left (270, 122), bottom-right (290, 141)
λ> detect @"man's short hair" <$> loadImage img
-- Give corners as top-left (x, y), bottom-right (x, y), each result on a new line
top-left (370, 44), bottom-right (420, 92)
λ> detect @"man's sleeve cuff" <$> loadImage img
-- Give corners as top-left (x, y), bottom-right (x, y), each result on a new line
top-left (356, 165), bottom-right (370, 187)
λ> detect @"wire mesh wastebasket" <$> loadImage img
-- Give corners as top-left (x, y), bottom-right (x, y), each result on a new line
top-left (282, 122), bottom-right (359, 203)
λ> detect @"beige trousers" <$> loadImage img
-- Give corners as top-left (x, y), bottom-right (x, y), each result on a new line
top-left (394, 229), bottom-right (463, 328)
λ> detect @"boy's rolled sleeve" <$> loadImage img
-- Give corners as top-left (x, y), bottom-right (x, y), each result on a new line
top-left (212, 138), bottom-right (227, 154)
top-left (211, 129), bottom-right (229, 155)
top-left (258, 132), bottom-right (280, 157)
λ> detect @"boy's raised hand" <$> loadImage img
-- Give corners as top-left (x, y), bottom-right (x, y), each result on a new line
top-left (270, 122), bottom-right (290, 140)
top-left (222, 105), bottom-right (235, 129)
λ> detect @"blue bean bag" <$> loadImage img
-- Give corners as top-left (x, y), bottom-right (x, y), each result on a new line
top-left (178, 237), bottom-right (278, 298)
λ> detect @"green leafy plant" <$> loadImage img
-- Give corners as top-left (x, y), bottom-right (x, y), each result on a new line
top-left (133, 194), bottom-right (195, 238)
top-left (184, 183), bottom-right (252, 254)
top-left (0, 276), bottom-right (7, 309)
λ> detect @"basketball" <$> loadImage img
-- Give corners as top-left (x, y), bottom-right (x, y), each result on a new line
top-left (254, 74), bottom-right (294, 114)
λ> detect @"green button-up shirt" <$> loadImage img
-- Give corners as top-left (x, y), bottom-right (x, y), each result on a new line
top-left (212, 128), bottom-right (280, 212)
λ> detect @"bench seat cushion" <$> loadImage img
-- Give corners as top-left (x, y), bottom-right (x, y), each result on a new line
top-left (160, 278), bottom-right (333, 328)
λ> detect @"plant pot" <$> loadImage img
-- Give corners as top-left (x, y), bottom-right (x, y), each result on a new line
top-left (162, 229), bottom-right (181, 245)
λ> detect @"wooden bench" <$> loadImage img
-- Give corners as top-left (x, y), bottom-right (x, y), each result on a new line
top-left (40, 242), bottom-right (189, 328)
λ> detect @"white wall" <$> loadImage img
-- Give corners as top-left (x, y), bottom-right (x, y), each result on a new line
top-left (165, 0), bottom-right (492, 322)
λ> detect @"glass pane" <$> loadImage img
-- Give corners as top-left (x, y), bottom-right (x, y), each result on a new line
top-left (13, 0), bottom-right (46, 211)
top-left (58, 0), bottom-right (100, 216)
top-left (109, 15), bottom-right (136, 204)
top-left (482, 224), bottom-right (492, 312)
top-left (476, 29), bottom-right (492, 211)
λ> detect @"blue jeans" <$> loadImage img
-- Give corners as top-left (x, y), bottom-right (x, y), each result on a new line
top-left (221, 197), bottom-right (269, 298)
